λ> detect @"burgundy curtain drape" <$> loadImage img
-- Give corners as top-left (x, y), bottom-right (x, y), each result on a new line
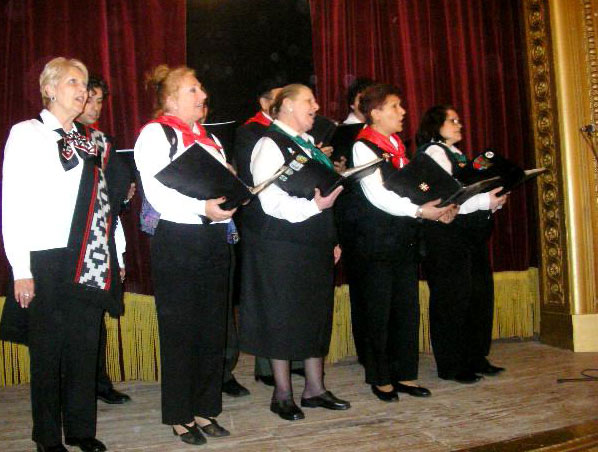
top-left (0, 0), bottom-right (186, 295)
top-left (310, 0), bottom-right (535, 271)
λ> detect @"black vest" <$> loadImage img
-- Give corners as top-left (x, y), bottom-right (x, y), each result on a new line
top-left (241, 129), bottom-right (337, 248)
top-left (337, 139), bottom-right (418, 259)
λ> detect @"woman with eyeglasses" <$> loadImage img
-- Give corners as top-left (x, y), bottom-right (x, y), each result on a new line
top-left (415, 105), bottom-right (508, 385)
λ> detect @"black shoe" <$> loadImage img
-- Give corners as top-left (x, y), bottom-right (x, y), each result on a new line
top-left (198, 418), bottom-right (231, 437)
top-left (301, 390), bottom-right (351, 410)
top-left (64, 437), bottom-right (107, 452)
top-left (222, 376), bottom-right (250, 397)
top-left (371, 385), bottom-right (399, 402)
top-left (172, 423), bottom-right (207, 446)
top-left (255, 374), bottom-right (275, 387)
top-left (270, 398), bottom-right (305, 421)
top-left (291, 368), bottom-right (306, 377)
top-left (451, 372), bottom-right (483, 384)
top-left (97, 387), bottom-right (131, 404)
top-left (475, 362), bottom-right (505, 376)
top-left (393, 382), bottom-right (431, 398)
top-left (36, 444), bottom-right (67, 452)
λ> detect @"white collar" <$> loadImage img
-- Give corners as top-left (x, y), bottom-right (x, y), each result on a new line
top-left (272, 119), bottom-right (314, 143)
top-left (343, 112), bottom-right (363, 125)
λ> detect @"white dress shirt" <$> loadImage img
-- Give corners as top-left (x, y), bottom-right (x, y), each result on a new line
top-left (2, 109), bottom-right (84, 279)
top-left (353, 137), bottom-right (419, 218)
top-left (343, 112), bottom-right (363, 125)
top-left (134, 122), bottom-right (230, 225)
top-left (250, 120), bottom-right (321, 223)
top-left (424, 143), bottom-right (490, 214)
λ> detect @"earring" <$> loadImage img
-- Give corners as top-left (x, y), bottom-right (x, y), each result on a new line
top-left (50, 96), bottom-right (56, 102)
top-left (288, 107), bottom-right (293, 113)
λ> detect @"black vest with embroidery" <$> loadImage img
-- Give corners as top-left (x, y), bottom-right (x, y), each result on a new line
top-left (337, 139), bottom-right (418, 259)
top-left (241, 129), bottom-right (336, 248)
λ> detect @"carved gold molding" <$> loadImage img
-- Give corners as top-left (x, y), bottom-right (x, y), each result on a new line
top-left (522, 0), bottom-right (569, 311)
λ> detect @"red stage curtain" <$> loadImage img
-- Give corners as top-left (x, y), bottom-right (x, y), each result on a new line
top-left (0, 0), bottom-right (186, 295)
top-left (310, 0), bottom-right (535, 271)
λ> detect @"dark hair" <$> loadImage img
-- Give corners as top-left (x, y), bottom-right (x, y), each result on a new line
top-left (87, 74), bottom-right (109, 98)
top-left (415, 104), bottom-right (455, 147)
top-left (347, 77), bottom-right (374, 107)
top-left (358, 83), bottom-right (401, 125)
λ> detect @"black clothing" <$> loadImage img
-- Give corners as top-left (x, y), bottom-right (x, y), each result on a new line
top-left (422, 213), bottom-right (494, 377)
top-left (239, 129), bottom-right (337, 360)
top-left (233, 121), bottom-right (268, 185)
top-left (151, 220), bottom-right (229, 424)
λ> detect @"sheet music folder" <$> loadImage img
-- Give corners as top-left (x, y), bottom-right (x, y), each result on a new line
top-left (274, 153), bottom-right (384, 200)
top-left (383, 152), bottom-right (500, 207)
top-left (155, 143), bottom-right (253, 210)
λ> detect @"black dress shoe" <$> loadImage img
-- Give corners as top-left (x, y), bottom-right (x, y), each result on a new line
top-left (36, 444), bottom-right (67, 452)
top-left (222, 376), bottom-right (250, 397)
top-left (301, 390), bottom-right (351, 410)
top-left (393, 382), bottom-right (431, 398)
top-left (270, 398), bottom-right (305, 421)
top-left (475, 362), bottom-right (505, 376)
top-left (97, 387), bottom-right (131, 404)
top-left (371, 385), bottom-right (399, 402)
top-left (452, 372), bottom-right (483, 384)
top-left (171, 423), bottom-right (207, 446)
top-left (198, 418), bottom-right (231, 437)
top-left (64, 437), bottom-right (107, 452)
top-left (255, 374), bottom-right (275, 386)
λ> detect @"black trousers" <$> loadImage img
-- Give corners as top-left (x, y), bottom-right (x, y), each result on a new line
top-left (27, 249), bottom-right (103, 446)
top-left (352, 249), bottom-right (420, 386)
top-left (151, 221), bottom-right (229, 425)
top-left (96, 317), bottom-right (114, 393)
top-left (223, 245), bottom-right (239, 384)
top-left (423, 220), bottom-right (494, 378)
top-left (343, 253), bottom-right (368, 365)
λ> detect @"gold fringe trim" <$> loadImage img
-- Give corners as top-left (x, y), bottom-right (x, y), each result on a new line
top-left (0, 268), bottom-right (540, 385)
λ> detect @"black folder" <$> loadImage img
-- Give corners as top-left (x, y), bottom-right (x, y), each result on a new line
top-left (383, 152), bottom-right (500, 207)
top-left (329, 123), bottom-right (364, 165)
top-left (455, 150), bottom-right (547, 196)
top-left (308, 115), bottom-right (338, 146)
top-left (155, 143), bottom-right (252, 210)
top-left (274, 153), bottom-right (385, 200)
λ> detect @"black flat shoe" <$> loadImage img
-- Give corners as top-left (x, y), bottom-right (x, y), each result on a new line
top-left (97, 387), bottom-right (131, 404)
top-left (371, 385), bottom-right (399, 402)
top-left (301, 390), bottom-right (351, 410)
top-left (393, 382), bottom-right (431, 398)
top-left (270, 398), bottom-right (305, 421)
top-left (255, 374), bottom-right (276, 387)
top-left (36, 444), bottom-right (67, 452)
top-left (222, 376), bottom-right (250, 397)
top-left (475, 362), bottom-right (505, 376)
top-left (64, 437), bottom-right (107, 452)
top-left (452, 372), bottom-right (483, 384)
top-left (172, 423), bottom-right (206, 446)
top-left (198, 418), bottom-right (230, 437)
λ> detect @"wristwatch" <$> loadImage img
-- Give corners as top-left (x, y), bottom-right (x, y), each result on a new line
top-left (416, 206), bottom-right (424, 218)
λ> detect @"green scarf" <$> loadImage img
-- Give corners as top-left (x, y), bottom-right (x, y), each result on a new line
top-left (270, 123), bottom-right (334, 170)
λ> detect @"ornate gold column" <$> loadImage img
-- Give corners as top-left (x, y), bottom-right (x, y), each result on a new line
top-left (524, 0), bottom-right (598, 351)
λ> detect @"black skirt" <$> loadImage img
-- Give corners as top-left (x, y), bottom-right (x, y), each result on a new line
top-left (239, 230), bottom-right (335, 360)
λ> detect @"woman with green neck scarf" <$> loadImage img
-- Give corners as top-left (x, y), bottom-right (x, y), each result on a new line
top-left (239, 84), bottom-right (350, 421)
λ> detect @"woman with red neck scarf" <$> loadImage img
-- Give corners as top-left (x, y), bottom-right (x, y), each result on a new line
top-left (134, 65), bottom-right (234, 446)
top-left (347, 84), bottom-right (455, 402)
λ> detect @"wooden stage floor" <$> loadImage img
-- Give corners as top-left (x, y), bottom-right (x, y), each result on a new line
top-left (2, 341), bottom-right (598, 451)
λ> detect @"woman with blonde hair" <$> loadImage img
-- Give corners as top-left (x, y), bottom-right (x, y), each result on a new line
top-left (1, 57), bottom-right (118, 452)
top-left (134, 64), bottom-right (234, 445)
top-left (240, 83), bottom-right (350, 421)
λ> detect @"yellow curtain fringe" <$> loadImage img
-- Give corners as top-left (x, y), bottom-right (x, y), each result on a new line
top-left (0, 268), bottom-right (540, 385)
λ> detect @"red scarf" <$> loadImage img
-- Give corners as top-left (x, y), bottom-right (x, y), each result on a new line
top-left (356, 126), bottom-right (409, 169)
top-left (244, 111), bottom-right (272, 126)
top-left (145, 115), bottom-right (222, 150)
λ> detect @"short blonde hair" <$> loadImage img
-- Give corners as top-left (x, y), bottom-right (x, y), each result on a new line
top-left (145, 64), bottom-right (196, 117)
top-left (269, 83), bottom-right (309, 119)
top-left (39, 57), bottom-right (88, 107)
